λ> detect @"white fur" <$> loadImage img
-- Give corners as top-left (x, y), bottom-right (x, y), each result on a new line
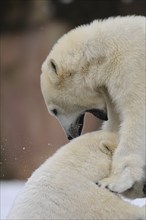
top-left (8, 131), bottom-right (145, 219)
top-left (41, 16), bottom-right (146, 193)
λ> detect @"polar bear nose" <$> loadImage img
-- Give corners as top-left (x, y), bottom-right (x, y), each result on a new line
top-left (68, 135), bottom-right (73, 140)
top-left (143, 183), bottom-right (146, 195)
top-left (67, 114), bottom-right (85, 140)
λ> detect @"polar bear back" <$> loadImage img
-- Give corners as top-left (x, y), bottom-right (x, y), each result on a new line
top-left (8, 131), bottom-right (144, 220)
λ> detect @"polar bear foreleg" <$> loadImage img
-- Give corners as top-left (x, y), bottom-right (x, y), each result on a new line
top-left (99, 114), bottom-right (145, 193)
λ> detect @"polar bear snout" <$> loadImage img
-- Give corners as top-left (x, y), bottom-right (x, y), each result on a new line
top-left (66, 108), bottom-right (108, 140)
top-left (68, 113), bottom-right (85, 139)
top-left (143, 183), bottom-right (146, 195)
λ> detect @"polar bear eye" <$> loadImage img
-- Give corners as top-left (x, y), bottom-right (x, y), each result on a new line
top-left (52, 109), bottom-right (58, 116)
top-left (50, 60), bottom-right (57, 74)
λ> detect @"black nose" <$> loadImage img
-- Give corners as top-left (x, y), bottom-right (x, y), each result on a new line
top-left (67, 135), bottom-right (73, 141)
top-left (143, 183), bottom-right (146, 195)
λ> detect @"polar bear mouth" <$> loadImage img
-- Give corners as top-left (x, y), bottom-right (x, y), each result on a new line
top-left (68, 109), bottom-right (108, 140)
top-left (86, 109), bottom-right (108, 121)
top-left (68, 114), bottom-right (85, 140)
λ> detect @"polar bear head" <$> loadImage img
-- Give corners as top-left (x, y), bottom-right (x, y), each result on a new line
top-left (41, 24), bottom-right (108, 140)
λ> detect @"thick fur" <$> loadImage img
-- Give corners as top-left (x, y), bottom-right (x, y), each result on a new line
top-left (8, 131), bottom-right (145, 219)
top-left (41, 16), bottom-right (145, 193)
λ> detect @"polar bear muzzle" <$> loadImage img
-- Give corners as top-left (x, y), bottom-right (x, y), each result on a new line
top-left (68, 114), bottom-right (85, 140)
top-left (68, 109), bottom-right (108, 140)
top-left (143, 183), bottom-right (146, 195)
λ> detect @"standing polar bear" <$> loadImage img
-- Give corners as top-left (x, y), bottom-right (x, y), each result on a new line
top-left (8, 131), bottom-right (145, 219)
top-left (41, 16), bottom-right (145, 194)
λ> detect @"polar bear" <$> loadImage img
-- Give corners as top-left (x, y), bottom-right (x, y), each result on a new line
top-left (8, 131), bottom-right (145, 220)
top-left (40, 16), bottom-right (145, 194)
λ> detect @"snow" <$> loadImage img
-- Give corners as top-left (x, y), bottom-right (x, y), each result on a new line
top-left (1, 181), bottom-right (25, 220)
top-left (0, 181), bottom-right (146, 220)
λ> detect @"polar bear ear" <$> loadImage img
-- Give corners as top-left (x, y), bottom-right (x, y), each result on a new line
top-left (50, 59), bottom-right (58, 75)
top-left (47, 59), bottom-right (60, 84)
top-left (99, 141), bottom-right (116, 156)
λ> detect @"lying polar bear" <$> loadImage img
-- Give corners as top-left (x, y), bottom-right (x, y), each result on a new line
top-left (8, 131), bottom-right (145, 220)
top-left (41, 16), bottom-right (145, 194)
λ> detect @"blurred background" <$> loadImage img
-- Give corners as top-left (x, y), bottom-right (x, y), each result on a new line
top-left (0, 0), bottom-right (146, 181)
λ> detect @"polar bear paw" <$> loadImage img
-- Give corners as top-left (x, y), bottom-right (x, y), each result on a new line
top-left (97, 163), bottom-right (144, 193)
top-left (98, 174), bottom-right (134, 193)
